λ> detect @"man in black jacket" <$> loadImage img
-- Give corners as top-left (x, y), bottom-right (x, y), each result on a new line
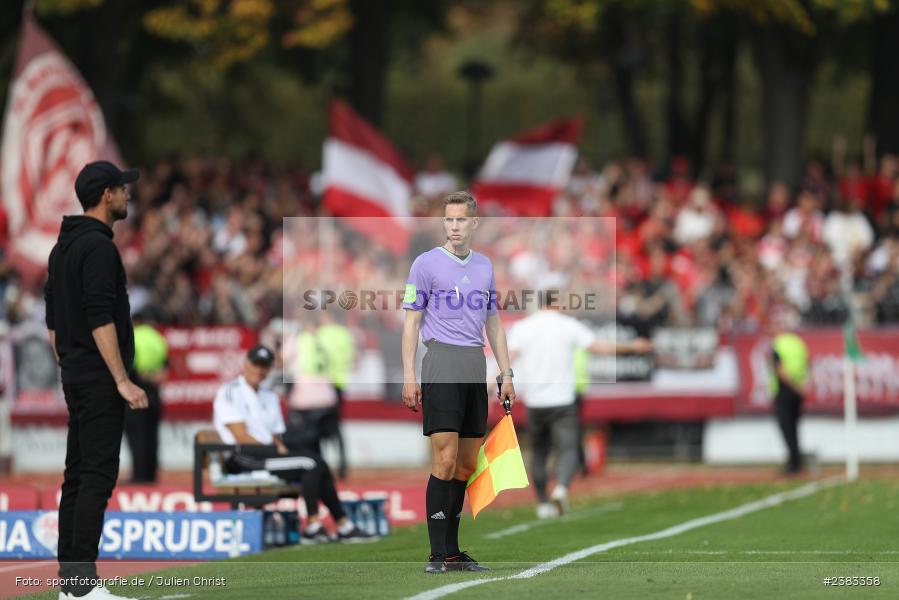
top-left (45, 161), bottom-right (148, 600)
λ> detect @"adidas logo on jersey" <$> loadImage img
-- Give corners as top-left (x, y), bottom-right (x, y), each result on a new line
top-left (430, 511), bottom-right (446, 520)
top-left (461, 275), bottom-right (470, 283)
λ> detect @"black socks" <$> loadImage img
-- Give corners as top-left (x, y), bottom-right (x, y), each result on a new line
top-left (446, 478), bottom-right (466, 556)
top-left (426, 475), bottom-right (452, 557)
top-left (426, 475), bottom-right (470, 558)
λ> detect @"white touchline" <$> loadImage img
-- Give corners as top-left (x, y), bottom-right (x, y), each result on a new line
top-left (741, 550), bottom-right (899, 555)
top-left (483, 502), bottom-right (624, 540)
top-left (405, 477), bottom-right (844, 600)
top-left (617, 549), bottom-right (899, 555)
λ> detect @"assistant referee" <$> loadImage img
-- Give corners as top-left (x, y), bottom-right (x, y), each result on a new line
top-left (402, 191), bottom-right (515, 574)
top-left (45, 161), bottom-right (148, 600)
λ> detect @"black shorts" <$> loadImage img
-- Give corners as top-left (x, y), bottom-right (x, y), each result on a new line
top-left (421, 340), bottom-right (488, 438)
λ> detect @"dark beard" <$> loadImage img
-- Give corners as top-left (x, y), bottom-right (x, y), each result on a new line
top-left (111, 204), bottom-right (128, 220)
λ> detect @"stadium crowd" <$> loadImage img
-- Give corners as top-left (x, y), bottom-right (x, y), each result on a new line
top-left (2, 148), bottom-right (899, 337)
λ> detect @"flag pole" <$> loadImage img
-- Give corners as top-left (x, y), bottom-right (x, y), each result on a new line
top-left (843, 337), bottom-right (859, 482)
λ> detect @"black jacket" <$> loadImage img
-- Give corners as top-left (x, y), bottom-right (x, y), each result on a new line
top-left (44, 216), bottom-right (134, 385)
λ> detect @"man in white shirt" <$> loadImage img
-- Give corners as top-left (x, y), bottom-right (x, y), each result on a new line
top-left (674, 185), bottom-right (718, 246)
top-left (822, 198), bottom-right (874, 270)
top-left (782, 189), bottom-right (824, 241)
top-left (507, 294), bottom-right (651, 517)
top-left (213, 345), bottom-right (375, 543)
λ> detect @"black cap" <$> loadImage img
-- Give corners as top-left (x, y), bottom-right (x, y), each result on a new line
top-left (74, 161), bottom-right (139, 205)
top-left (247, 344), bottom-right (275, 367)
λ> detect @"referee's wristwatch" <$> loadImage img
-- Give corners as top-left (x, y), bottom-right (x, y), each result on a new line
top-left (501, 369), bottom-right (514, 379)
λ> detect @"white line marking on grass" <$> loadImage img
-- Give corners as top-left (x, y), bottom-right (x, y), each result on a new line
top-left (483, 523), bottom-right (532, 539)
top-left (742, 550), bottom-right (899, 555)
top-left (616, 549), bottom-right (899, 556)
top-left (405, 477), bottom-right (843, 600)
top-left (484, 503), bottom-right (624, 540)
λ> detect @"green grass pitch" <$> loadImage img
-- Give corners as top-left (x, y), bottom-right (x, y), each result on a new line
top-left (22, 477), bottom-right (899, 599)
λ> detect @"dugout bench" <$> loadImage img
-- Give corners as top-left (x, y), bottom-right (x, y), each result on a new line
top-left (193, 429), bottom-right (303, 509)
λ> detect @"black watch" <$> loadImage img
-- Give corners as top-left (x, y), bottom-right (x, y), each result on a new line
top-left (502, 369), bottom-right (514, 379)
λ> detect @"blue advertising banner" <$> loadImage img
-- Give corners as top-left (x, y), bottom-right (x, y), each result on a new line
top-left (0, 511), bottom-right (263, 559)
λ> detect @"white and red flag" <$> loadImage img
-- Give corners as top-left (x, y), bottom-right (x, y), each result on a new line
top-left (1, 14), bottom-right (123, 285)
top-left (472, 117), bottom-right (584, 216)
top-left (322, 99), bottom-right (412, 254)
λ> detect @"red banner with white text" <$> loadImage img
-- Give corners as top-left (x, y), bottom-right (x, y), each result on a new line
top-left (158, 326), bottom-right (258, 420)
top-left (733, 329), bottom-right (899, 415)
top-left (9, 325), bottom-right (257, 425)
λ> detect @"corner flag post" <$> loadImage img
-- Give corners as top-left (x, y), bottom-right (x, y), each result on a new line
top-left (843, 323), bottom-right (863, 482)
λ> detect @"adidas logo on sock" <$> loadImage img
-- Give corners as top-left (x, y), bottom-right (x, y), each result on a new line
top-left (456, 512), bottom-right (462, 518)
top-left (430, 511), bottom-right (446, 520)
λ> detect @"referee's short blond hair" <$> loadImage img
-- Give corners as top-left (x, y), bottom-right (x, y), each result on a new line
top-left (443, 191), bottom-right (478, 216)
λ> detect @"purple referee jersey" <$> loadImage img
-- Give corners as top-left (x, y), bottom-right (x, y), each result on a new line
top-left (402, 247), bottom-right (498, 347)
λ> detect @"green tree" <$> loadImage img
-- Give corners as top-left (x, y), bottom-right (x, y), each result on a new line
top-left (518, 0), bottom-right (654, 158)
top-left (520, 0), bottom-right (889, 183)
top-left (517, 0), bottom-right (740, 172)
top-left (145, 0), bottom-right (449, 126)
top-left (338, 0), bottom-right (449, 125)
top-left (143, 0), bottom-right (353, 70)
top-left (696, 0), bottom-right (890, 184)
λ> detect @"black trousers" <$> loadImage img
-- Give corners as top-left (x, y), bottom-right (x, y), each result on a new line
top-left (58, 382), bottom-right (126, 597)
top-left (225, 445), bottom-right (346, 521)
top-left (286, 391), bottom-right (347, 479)
top-left (528, 403), bottom-right (581, 502)
top-left (774, 386), bottom-right (803, 472)
top-left (124, 378), bottom-right (161, 483)
top-left (574, 392), bottom-right (587, 473)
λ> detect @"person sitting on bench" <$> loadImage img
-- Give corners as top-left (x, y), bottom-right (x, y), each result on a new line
top-left (213, 344), bottom-right (376, 543)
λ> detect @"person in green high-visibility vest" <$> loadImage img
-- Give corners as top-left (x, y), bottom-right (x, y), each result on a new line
top-left (314, 310), bottom-right (355, 479)
top-left (124, 311), bottom-right (168, 483)
top-left (285, 311), bottom-right (355, 479)
top-left (573, 347), bottom-right (590, 476)
top-left (770, 327), bottom-right (809, 475)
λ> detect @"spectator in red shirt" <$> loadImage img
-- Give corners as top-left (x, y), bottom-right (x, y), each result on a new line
top-left (838, 160), bottom-right (869, 207)
top-left (868, 153), bottom-right (899, 220)
top-left (664, 155), bottom-right (694, 206)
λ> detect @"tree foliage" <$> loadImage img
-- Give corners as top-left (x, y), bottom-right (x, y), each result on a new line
top-left (4, 0), bottom-right (889, 170)
top-left (692, 0), bottom-right (891, 35)
top-left (35, 0), bottom-right (104, 15)
top-left (143, 0), bottom-right (353, 70)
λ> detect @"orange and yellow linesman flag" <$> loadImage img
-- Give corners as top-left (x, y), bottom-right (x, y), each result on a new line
top-left (466, 414), bottom-right (529, 518)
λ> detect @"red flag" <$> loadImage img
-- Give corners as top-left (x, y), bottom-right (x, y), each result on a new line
top-left (1, 15), bottom-right (123, 285)
top-left (322, 99), bottom-right (412, 254)
top-left (472, 117), bottom-right (584, 216)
